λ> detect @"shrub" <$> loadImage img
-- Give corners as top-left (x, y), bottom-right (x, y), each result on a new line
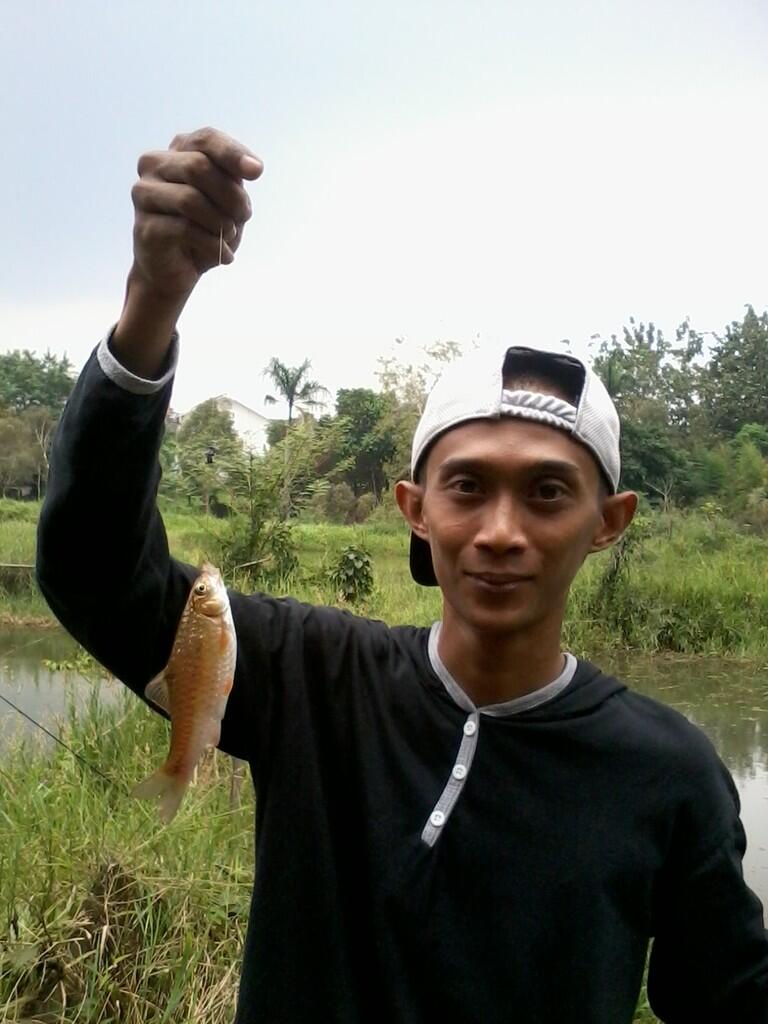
top-left (324, 482), bottom-right (357, 523)
top-left (0, 498), bottom-right (39, 523)
top-left (327, 545), bottom-right (374, 603)
top-left (352, 493), bottom-right (376, 523)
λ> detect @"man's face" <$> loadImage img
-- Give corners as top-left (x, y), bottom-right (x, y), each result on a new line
top-left (399, 417), bottom-right (621, 638)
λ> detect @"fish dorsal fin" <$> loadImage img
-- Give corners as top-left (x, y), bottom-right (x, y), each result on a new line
top-left (144, 669), bottom-right (170, 714)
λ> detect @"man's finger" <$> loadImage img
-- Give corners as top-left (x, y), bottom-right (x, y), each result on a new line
top-left (136, 212), bottom-right (236, 269)
top-left (138, 150), bottom-right (252, 224)
top-left (169, 127), bottom-right (264, 181)
top-left (132, 179), bottom-right (238, 240)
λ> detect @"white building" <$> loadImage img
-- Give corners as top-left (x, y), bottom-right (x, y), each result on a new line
top-left (182, 395), bottom-right (275, 453)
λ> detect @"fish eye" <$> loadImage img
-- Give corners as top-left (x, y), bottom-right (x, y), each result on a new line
top-left (194, 582), bottom-right (207, 595)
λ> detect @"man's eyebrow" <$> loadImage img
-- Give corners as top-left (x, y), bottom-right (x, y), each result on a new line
top-left (436, 456), bottom-right (583, 479)
top-left (435, 457), bottom-right (487, 478)
top-left (530, 458), bottom-right (582, 478)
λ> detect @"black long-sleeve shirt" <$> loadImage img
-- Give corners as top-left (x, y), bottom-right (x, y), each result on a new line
top-left (36, 336), bottom-right (768, 1023)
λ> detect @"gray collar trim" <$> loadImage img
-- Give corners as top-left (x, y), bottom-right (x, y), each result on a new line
top-left (427, 622), bottom-right (577, 717)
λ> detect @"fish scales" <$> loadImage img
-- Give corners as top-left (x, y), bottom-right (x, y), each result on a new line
top-left (131, 563), bottom-right (237, 822)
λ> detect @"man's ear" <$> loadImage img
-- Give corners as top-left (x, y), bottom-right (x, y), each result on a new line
top-left (590, 491), bottom-right (638, 553)
top-left (395, 480), bottom-right (429, 541)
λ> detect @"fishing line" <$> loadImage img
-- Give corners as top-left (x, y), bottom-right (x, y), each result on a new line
top-left (0, 690), bottom-right (122, 790)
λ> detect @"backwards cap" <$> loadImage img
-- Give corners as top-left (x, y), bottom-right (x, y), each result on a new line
top-left (408, 342), bottom-right (621, 586)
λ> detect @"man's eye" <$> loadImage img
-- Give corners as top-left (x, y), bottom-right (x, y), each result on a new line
top-left (534, 481), bottom-right (566, 500)
top-left (452, 478), bottom-right (479, 494)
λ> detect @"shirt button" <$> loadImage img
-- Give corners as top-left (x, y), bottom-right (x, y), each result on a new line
top-left (463, 719), bottom-right (477, 736)
top-left (430, 810), bottom-right (446, 828)
top-left (452, 764), bottom-right (467, 780)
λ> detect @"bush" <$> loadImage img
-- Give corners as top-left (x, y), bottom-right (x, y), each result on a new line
top-left (352, 492), bottom-right (376, 523)
top-left (207, 514), bottom-right (298, 586)
top-left (324, 482), bottom-right (357, 523)
top-left (0, 497), bottom-right (40, 523)
top-left (327, 545), bottom-right (374, 603)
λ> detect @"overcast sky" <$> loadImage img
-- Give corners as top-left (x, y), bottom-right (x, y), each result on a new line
top-left (2, 0), bottom-right (766, 416)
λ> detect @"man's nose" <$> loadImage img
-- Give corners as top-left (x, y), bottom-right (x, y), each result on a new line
top-left (474, 497), bottom-right (527, 553)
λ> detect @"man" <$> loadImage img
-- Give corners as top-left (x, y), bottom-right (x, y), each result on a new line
top-left (37, 127), bottom-right (768, 1023)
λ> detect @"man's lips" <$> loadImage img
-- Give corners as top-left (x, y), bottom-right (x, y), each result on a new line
top-left (465, 571), bottom-right (534, 585)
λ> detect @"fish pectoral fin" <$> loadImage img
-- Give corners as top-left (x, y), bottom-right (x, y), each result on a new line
top-left (144, 669), bottom-right (171, 714)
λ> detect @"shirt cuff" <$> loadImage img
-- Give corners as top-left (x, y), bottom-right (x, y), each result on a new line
top-left (96, 325), bottom-right (179, 395)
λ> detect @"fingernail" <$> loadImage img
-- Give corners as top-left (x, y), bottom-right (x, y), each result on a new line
top-left (240, 155), bottom-right (262, 177)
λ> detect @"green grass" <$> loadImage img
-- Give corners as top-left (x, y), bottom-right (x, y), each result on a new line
top-left (2, 502), bottom-right (768, 656)
top-left (0, 689), bottom-right (253, 1023)
top-left (0, 689), bottom-right (660, 1023)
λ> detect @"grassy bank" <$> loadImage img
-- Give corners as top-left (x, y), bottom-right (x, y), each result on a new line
top-left (3, 501), bottom-right (768, 657)
top-left (0, 690), bottom-right (659, 1023)
top-left (1, 690), bottom-right (254, 1022)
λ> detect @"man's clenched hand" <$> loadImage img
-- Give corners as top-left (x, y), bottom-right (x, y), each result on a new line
top-left (113, 128), bottom-right (263, 379)
top-left (131, 127), bottom-right (263, 300)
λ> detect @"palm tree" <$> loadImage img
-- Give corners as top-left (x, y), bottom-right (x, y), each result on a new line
top-left (263, 358), bottom-right (329, 426)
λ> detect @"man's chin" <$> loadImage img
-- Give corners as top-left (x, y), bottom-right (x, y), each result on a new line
top-left (453, 596), bottom-right (537, 637)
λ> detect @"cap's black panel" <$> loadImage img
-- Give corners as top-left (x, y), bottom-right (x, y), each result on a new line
top-left (409, 533), bottom-right (438, 587)
top-left (502, 347), bottom-right (586, 407)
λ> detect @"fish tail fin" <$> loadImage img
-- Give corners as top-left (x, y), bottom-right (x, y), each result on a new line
top-left (131, 766), bottom-right (190, 823)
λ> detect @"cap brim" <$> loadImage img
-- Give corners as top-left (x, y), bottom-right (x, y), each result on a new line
top-left (409, 533), bottom-right (438, 587)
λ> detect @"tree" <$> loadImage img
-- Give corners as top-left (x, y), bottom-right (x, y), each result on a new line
top-left (335, 388), bottom-right (396, 498)
top-left (0, 412), bottom-right (37, 497)
top-left (375, 339), bottom-right (463, 485)
top-left (618, 420), bottom-right (695, 505)
top-left (266, 419), bottom-right (289, 447)
top-left (591, 317), bottom-right (702, 434)
top-left (732, 424), bottom-right (768, 457)
top-left (20, 405), bottom-right (59, 497)
top-left (0, 350), bottom-right (74, 413)
top-left (700, 306), bottom-right (768, 437)
top-left (176, 400), bottom-right (245, 513)
top-left (263, 358), bottom-right (329, 425)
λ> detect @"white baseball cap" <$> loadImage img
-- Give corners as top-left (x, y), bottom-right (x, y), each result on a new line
top-left (408, 342), bottom-right (621, 586)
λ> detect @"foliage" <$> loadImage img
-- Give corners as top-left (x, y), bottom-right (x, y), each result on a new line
top-left (0, 498), bottom-right (39, 523)
top-left (0, 351), bottom-right (74, 497)
top-left (0, 404), bottom-right (60, 499)
top-left (202, 418), bottom-right (343, 585)
top-left (0, 691), bottom-right (253, 1024)
top-left (174, 400), bottom-right (245, 512)
top-left (0, 349), bottom-right (74, 413)
top-left (592, 317), bottom-right (702, 432)
top-left (0, 414), bottom-right (37, 498)
top-left (322, 481), bottom-right (357, 523)
top-left (4, 507), bottom-right (768, 656)
top-left (619, 421), bottom-right (692, 503)
top-left (327, 544), bottom-right (374, 603)
top-left (375, 339), bottom-right (463, 484)
top-left (732, 423), bottom-right (768, 457)
top-left (334, 387), bottom-right (396, 498)
top-left (266, 418), bottom-right (288, 447)
top-left (204, 453), bottom-right (297, 586)
top-left (700, 306), bottom-right (768, 436)
top-left (263, 357), bottom-right (329, 425)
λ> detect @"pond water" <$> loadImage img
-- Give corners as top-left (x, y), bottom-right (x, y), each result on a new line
top-left (1, 628), bottom-right (767, 907)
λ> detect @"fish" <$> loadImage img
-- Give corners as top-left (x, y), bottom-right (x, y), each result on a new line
top-left (131, 562), bottom-right (237, 822)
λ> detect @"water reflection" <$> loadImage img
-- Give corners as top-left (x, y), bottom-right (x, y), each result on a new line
top-left (605, 652), bottom-right (768, 909)
top-left (0, 627), bottom-right (119, 747)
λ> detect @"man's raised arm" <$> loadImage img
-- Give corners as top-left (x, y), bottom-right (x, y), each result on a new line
top-left (36, 128), bottom-right (263, 722)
